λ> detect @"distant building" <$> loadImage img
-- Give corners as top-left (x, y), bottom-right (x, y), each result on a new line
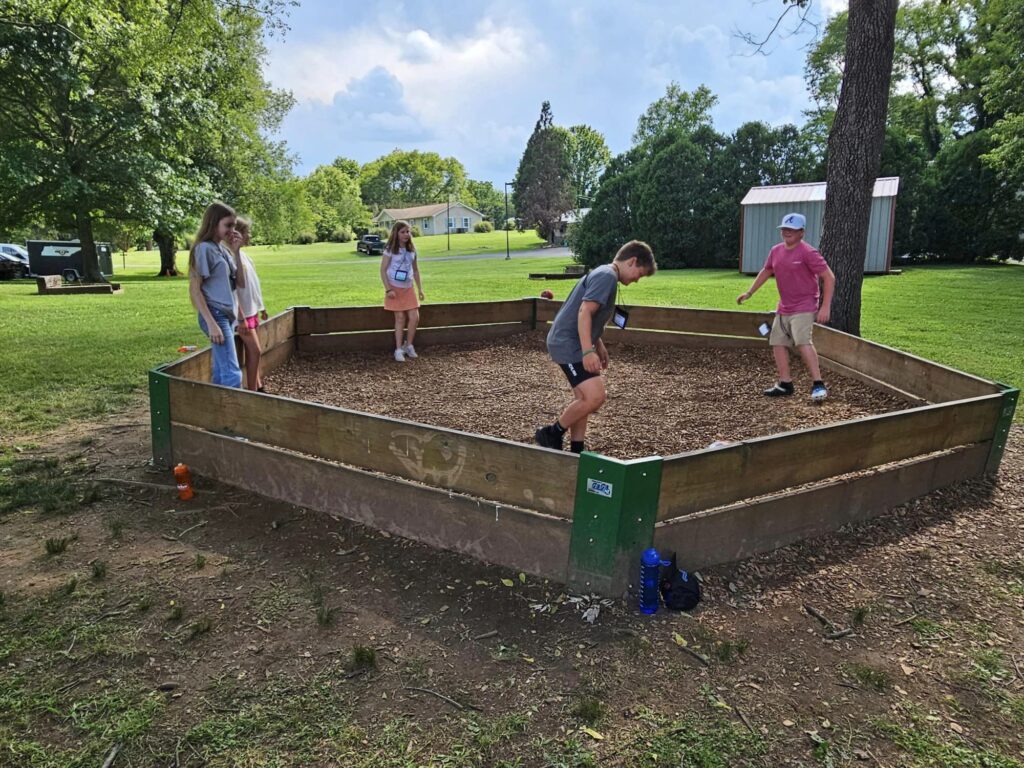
top-left (739, 177), bottom-right (900, 274)
top-left (552, 208), bottom-right (591, 242)
top-left (374, 202), bottom-right (485, 235)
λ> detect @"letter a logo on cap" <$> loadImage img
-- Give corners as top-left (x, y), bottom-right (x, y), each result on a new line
top-left (778, 212), bottom-right (806, 230)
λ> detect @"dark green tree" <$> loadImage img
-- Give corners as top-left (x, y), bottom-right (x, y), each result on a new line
top-left (0, 0), bottom-right (293, 279)
top-left (512, 102), bottom-right (574, 241)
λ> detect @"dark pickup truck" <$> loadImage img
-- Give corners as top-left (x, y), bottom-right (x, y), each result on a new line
top-left (356, 234), bottom-right (384, 255)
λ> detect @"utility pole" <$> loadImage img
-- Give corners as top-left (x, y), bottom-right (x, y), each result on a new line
top-left (504, 182), bottom-right (514, 260)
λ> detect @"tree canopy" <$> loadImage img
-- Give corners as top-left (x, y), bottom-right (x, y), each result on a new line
top-left (0, 0), bottom-right (293, 277)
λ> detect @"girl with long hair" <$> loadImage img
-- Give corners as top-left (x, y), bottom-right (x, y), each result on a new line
top-left (187, 201), bottom-right (245, 387)
top-left (380, 220), bottom-right (424, 362)
top-left (231, 216), bottom-right (268, 392)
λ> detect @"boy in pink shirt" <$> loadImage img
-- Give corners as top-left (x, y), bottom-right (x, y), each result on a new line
top-left (737, 212), bottom-right (836, 401)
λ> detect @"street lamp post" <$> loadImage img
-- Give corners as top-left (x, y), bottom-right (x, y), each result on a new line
top-left (504, 181), bottom-right (514, 260)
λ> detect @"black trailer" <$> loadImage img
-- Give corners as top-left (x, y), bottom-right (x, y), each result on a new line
top-left (27, 240), bottom-right (114, 279)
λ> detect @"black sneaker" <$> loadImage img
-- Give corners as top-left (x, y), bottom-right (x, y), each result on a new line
top-left (763, 382), bottom-right (795, 397)
top-left (534, 425), bottom-right (564, 450)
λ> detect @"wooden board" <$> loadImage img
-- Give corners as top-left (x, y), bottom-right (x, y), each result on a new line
top-left (815, 325), bottom-right (998, 403)
top-left (534, 300), bottom-right (771, 338)
top-left (164, 348), bottom-right (212, 382)
top-left (167, 378), bottom-right (578, 518)
top-left (655, 442), bottom-right (989, 571)
top-left (257, 309), bottom-right (295, 351)
top-left (657, 393), bottom-right (1003, 521)
top-left (614, 306), bottom-right (772, 338)
top-left (602, 327), bottom-right (765, 349)
top-left (536, 299), bottom-right (562, 323)
top-left (296, 300), bottom-right (533, 335)
top-left (820, 355), bottom-right (926, 406)
top-left (172, 424), bottom-right (572, 581)
top-left (296, 322), bottom-right (530, 354)
top-left (260, 337), bottom-right (295, 374)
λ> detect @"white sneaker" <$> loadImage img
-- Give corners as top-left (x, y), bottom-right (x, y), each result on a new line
top-left (394, 347), bottom-right (405, 362)
top-left (403, 344), bottom-right (418, 359)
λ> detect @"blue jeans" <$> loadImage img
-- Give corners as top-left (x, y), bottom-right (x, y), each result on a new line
top-left (198, 309), bottom-right (242, 388)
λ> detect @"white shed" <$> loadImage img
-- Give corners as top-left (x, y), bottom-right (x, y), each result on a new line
top-left (740, 177), bottom-right (900, 274)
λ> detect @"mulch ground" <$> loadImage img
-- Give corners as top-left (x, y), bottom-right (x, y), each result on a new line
top-left (264, 331), bottom-right (908, 459)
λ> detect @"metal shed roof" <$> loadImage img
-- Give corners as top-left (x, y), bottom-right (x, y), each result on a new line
top-left (741, 177), bottom-right (899, 205)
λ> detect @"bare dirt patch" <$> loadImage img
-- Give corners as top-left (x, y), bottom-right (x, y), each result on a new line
top-left (265, 331), bottom-right (907, 458)
top-left (2, 403), bottom-right (1023, 766)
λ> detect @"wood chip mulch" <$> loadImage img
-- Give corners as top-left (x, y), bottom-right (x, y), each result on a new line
top-left (265, 331), bottom-right (909, 460)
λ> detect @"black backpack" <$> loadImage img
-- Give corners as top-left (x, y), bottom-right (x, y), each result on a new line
top-left (659, 552), bottom-right (701, 612)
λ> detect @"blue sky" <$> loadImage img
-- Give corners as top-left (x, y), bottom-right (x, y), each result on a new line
top-left (265, 0), bottom-right (847, 186)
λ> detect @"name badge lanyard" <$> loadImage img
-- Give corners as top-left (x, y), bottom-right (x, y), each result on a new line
top-left (393, 250), bottom-right (412, 282)
top-left (614, 279), bottom-right (630, 330)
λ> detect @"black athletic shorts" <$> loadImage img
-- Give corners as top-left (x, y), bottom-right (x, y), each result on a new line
top-left (559, 360), bottom-right (600, 388)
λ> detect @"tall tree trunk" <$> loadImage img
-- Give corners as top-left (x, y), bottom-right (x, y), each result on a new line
top-left (155, 228), bottom-right (179, 276)
top-left (76, 206), bottom-right (103, 282)
top-left (820, 0), bottom-right (899, 336)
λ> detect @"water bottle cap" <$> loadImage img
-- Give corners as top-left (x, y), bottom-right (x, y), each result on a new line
top-left (641, 547), bottom-right (661, 567)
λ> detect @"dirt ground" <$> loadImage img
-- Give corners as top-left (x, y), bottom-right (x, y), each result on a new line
top-left (265, 331), bottom-right (908, 459)
top-left (2, 398), bottom-right (1024, 765)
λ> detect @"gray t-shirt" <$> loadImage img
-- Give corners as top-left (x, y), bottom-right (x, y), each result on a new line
top-left (194, 241), bottom-right (236, 316)
top-left (546, 264), bottom-right (619, 364)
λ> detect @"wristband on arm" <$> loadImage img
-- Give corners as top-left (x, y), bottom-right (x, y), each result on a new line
top-left (582, 347), bottom-right (597, 357)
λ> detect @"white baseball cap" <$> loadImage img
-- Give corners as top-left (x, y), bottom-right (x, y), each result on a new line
top-left (778, 212), bottom-right (806, 230)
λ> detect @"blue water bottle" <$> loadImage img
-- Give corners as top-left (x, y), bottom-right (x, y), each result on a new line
top-left (639, 547), bottom-right (666, 614)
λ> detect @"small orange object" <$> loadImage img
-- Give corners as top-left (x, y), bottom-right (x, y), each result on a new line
top-left (173, 463), bottom-right (194, 501)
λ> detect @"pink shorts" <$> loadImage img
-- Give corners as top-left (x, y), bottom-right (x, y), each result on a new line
top-left (244, 315), bottom-right (260, 330)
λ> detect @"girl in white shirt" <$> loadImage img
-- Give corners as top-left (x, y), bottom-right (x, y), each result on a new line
top-left (380, 220), bottom-right (425, 362)
top-left (232, 217), bottom-right (268, 392)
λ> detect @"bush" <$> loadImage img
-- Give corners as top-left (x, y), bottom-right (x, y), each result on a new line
top-left (294, 232), bottom-right (316, 245)
top-left (410, 225), bottom-right (422, 237)
top-left (372, 227), bottom-right (390, 240)
top-left (329, 226), bottom-right (353, 243)
top-left (474, 221), bottom-right (495, 233)
top-left (505, 218), bottom-right (517, 231)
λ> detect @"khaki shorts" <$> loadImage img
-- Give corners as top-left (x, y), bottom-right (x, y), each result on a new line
top-left (769, 312), bottom-right (815, 347)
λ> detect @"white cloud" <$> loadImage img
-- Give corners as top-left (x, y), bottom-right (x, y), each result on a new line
top-left (820, 0), bottom-right (848, 19)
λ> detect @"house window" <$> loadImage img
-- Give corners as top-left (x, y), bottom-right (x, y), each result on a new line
top-left (447, 217), bottom-right (454, 230)
top-left (462, 217), bottom-right (470, 229)
top-left (422, 218), bottom-right (429, 229)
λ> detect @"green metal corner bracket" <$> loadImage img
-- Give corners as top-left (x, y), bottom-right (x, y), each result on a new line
top-left (986, 384), bottom-right (1019, 475)
top-left (149, 367), bottom-right (172, 468)
top-left (567, 452), bottom-right (663, 596)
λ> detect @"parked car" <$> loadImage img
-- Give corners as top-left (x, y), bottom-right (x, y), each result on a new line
top-left (0, 243), bottom-right (29, 279)
top-left (356, 234), bottom-right (384, 255)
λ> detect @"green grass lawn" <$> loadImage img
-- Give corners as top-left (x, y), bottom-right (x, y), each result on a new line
top-left (1, 251), bottom-right (1021, 438)
top-left (114, 229), bottom-right (547, 270)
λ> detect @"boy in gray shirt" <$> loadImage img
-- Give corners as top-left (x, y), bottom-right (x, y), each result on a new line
top-left (536, 240), bottom-right (656, 452)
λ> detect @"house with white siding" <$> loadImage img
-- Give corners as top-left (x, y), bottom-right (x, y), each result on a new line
top-left (374, 202), bottom-right (485, 235)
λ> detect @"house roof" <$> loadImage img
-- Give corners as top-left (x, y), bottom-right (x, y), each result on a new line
top-left (741, 177), bottom-right (900, 205)
top-left (375, 201), bottom-right (484, 221)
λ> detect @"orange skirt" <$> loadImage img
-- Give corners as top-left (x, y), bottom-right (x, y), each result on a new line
top-left (384, 286), bottom-right (419, 312)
